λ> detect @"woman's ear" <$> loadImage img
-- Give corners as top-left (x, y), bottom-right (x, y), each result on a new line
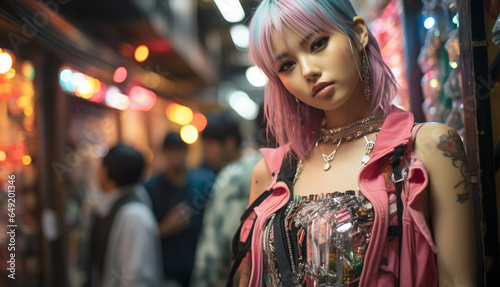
top-left (352, 16), bottom-right (369, 49)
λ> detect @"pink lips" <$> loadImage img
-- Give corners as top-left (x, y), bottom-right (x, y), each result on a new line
top-left (312, 81), bottom-right (335, 98)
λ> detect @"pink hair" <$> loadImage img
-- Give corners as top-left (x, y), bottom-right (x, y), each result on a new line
top-left (249, 0), bottom-right (398, 159)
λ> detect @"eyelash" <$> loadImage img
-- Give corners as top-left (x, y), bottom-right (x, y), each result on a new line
top-left (311, 37), bottom-right (329, 52)
top-left (278, 61), bottom-right (294, 73)
top-left (277, 36), bottom-right (329, 73)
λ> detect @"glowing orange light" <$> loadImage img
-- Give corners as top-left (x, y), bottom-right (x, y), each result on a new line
top-left (0, 83), bottom-right (12, 94)
top-left (166, 103), bottom-right (193, 125)
top-left (134, 45), bottom-right (149, 62)
top-left (190, 112), bottom-right (208, 132)
top-left (113, 67), bottom-right (128, 83)
top-left (22, 82), bottom-right (34, 97)
top-left (17, 97), bottom-right (30, 108)
top-left (180, 125), bottom-right (198, 144)
top-left (22, 155), bottom-right (31, 165)
top-left (24, 107), bottom-right (33, 117)
top-left (0, 151), bottom-right (6, 161)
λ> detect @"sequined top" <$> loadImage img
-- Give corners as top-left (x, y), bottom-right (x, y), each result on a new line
top-left (262, 191), bottom-right (378, 287)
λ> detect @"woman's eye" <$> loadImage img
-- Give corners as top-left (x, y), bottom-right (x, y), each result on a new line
top-left (278, 61), bottom-right (295, 73)
top-left (311, 37), bottom-right (329, 52)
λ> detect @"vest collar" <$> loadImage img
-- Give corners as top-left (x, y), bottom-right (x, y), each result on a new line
top-left (371, 107), bottom-right (414, 159)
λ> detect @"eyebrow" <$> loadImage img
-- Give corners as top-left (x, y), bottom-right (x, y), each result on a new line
top-left (274, 32), bottom-right (315, 62)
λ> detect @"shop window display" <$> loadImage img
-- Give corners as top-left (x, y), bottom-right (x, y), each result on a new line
top-left (418, 0), bottom-right (464, 138)
top-left (0, 48), bottom-right (39, 286)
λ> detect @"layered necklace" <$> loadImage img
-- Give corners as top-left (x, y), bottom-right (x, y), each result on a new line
top-left (293, 114), bottom-right (384, 184)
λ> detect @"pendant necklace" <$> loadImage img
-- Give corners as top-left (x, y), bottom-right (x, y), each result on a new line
top-left (315, 138), bottom-right (342, 171)
top-left (293, 134), bottom-right (378, 184)
top-left (360, 135), bottom-right (375, 169)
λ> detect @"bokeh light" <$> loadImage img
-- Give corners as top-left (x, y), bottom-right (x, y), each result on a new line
top-left (0, 151), bottom-right (6, 161)
top-left (113, 67), bottom-right (128, 83)
top-left (166, 103), bottom-right (193, 125)
top-left (424, 17), bottom-right (435, 30)
top-left (190, 112), bottom-right (207, 132)
top-left (0, 52), bottom-right (13, 73)
top-left (246, 66), bottom-right (267, 87)
top-left (89, 82), bottom-right (106, 103)
top-left (134, 45), bottom-right (149, 62)
top-left (22, 155), bottom-right (32, 165)
top-left (22, 61), bottom-right (35, 80)
top-left (6, 68), bottom-right (15, 79)
top-left (230, 24), bottom-right (249, 49)
top-left (180, 125), bottom-right (198, 144)
top-left (214, 0), bottom-right (245, 23)
top-left (17, 97), bottom-right (30, 108)
top-left (105, 86), bottom-right (129, 110)
top-left (129, 86), bottom-right (157, 111)
top-left (228, 90), bottom-right (259, 120)
top-left (75, 76), bottom-right (95, 99)
top-left (24, 107), bottom-right (33, 117)
top-left (59, 68), bottom-right (72, 82)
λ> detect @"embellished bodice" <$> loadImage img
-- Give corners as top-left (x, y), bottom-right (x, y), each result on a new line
top-left (262, 191), bottom-right (377, 286)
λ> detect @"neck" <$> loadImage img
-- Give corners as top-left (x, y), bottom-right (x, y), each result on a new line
top-left (323, 81), bottom-right (371, 128)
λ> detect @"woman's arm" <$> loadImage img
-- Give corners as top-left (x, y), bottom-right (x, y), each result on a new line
top-left (414, 123), bottom-right (476, 286)
top-left (235, 159), bottom-right (271, 286)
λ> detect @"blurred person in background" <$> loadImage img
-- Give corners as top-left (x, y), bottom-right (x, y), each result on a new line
top-left (199, 113), bottom-right (244, 174)
top-left (86, 144), bottom-right (163, 287)
top-left (145, 132), bottom-right (214, 287)
top-left (190, 111), bottom-right (271, 287)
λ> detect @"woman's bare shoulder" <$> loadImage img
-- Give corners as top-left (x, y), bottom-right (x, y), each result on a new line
top-left (413, 122), bottom-right (460, 163)
top-left (249, 159), bottom-right (272, 205)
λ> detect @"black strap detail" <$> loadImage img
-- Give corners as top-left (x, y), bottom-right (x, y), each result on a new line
top-left (273, 207), bottom-right (294, 286)
top-left (387, 225), bottom-right (399, 237)
top-left (87, 190), bottom-right (140, 285)
top-left (227, 157), bottom-right (297, 286)
top-left (390, 144), bottom-right (407, 286)
top-left (226, 188), bottom-right (274, 287)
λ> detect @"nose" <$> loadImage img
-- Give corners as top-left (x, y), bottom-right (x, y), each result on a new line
top-left (299, 56), bottom-right (321, 81)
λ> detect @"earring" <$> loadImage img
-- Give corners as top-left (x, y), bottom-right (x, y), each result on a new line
top-left (348, 37), bottom-right (363, 80)
top-left (360, 40), bottom-right (371, 101)
top-left (295, 97), bottom-right (304, 125)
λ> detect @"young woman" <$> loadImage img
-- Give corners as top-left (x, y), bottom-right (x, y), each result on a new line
top-left (232, 0), bottom-right (476, 286)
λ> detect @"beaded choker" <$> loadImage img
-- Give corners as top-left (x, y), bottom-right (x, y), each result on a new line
top-left (317, 115), bottom-right (385, 144)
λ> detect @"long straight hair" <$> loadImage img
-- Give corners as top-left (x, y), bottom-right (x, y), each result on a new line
top-left (248, 0), bottom-right (398, 159)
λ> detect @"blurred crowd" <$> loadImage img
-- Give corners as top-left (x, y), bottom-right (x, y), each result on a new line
top-left (83, 111), bottom-right (270, 287)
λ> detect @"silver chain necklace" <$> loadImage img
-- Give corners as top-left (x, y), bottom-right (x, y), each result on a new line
top-left (293, 135), bottom-right (377, 184)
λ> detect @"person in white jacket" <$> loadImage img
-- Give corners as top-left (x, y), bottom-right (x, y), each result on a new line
top-left (86, 144), bottom-right (164, 287)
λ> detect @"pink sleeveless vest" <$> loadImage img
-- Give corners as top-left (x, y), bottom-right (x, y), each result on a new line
top-left (239, 107), bottom-right (438, 286)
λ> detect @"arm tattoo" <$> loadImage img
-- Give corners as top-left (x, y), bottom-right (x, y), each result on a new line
top-left (436, 130), bottom-right (471, 203)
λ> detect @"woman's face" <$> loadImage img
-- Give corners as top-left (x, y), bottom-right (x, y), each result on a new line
top-left (272, 27), bottom-right (365, 112)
